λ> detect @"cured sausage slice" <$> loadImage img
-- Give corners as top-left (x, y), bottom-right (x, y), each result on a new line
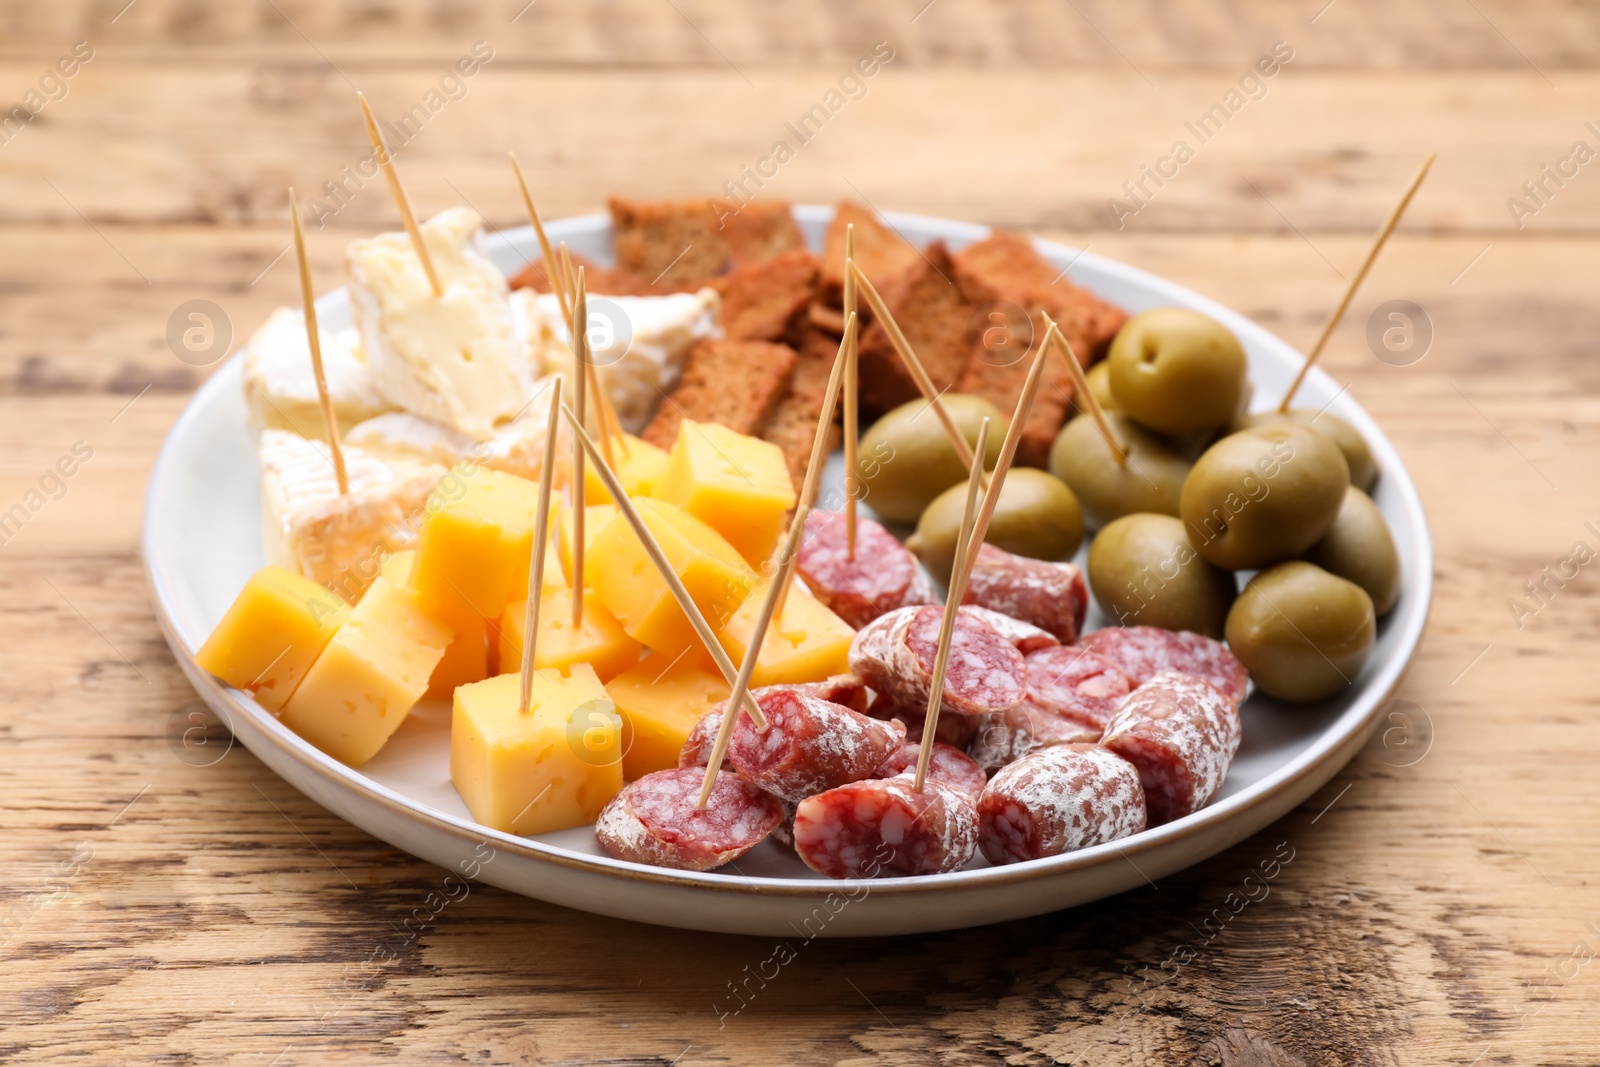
top-left (848, 606), bottom-right (1026, 718)
top-left (595, 767), bottom-right (783, 871)
top-left (727, 689), bottom-right (905, 803)
top-left (793, 775), bottom-right (979, 878)
top-left (978, 743), bottom-right (1147, 865)
top-left (1099, 670), bottom-right (1242, 825)
top-left (874, 741), bottom-right (987, 800)
top-left (962, 543), bottom-right (1089, 643)
top-left (960, 605), bottom-right (1060, 654)
top-left (867, 697), bottom-right (982, 750)
top-left (795, 509), bottom-right (936, 629)
top-left (966, 703), bottom-right (1102, 774)
top-left (1021, 646), bottom-right (1135, 732)
top-left (1077, 626), bottom-right (1249, 704)
top-left (678, 674), bottom-right (870, 769)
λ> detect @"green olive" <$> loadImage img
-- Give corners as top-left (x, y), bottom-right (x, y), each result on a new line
top-left (1087, 514), bottom-right (1236, 638)
top-left (1226, 561), bottom-right (1376, 702)
top-left (1304, 486), bottom-right (1400, 616)
top-left (1107, 307), bottom-right (1247, 435)
top-left (908, 468), bottom-right (1083, 580)
top-left (1048, 412), bottom-right (1192, 529)
top-left (856, 394), bottom-right (1008, 524)
top-left (1082, 360), bottom-right (1118, 414)
top-left (1180, 423), bottom-right (1349, 570)
top-left (1235, 409), bottom-right (1377, 492)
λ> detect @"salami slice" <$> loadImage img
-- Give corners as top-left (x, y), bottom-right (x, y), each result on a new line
top-left (1078, 626), bottom-right (1249, 704)
top-left (793, 775), bottom-right (979, 878)
top-left (1099, 670), bottom-right (1242, 825)
top-left (867, 697), bottom-right (982, 750)
top-left (962, 543), bottom-right (1089, 643)
top-left (1021, 646), bottom-right (1134, 732)
top-left (796, 509), bottom-right (936, 629)
top-left (727, 689), bottom-right (905, 803)
top-left (849, 606), bottom-right (1027, 718)
top-left (768, 797), bottom-right (799, 850)
top-left (960, 605), bottom-right (1060, 654)
top-left (595, 767), bottom-right (783, 871)
top-left (978, 743), bottom-right (1147, 865)
top-left (966, 703), bottom-right (1101, 774)
top-left (874, 741), bottom-right (988, 800)
top-left (679, 675), bottom-right (870, 769)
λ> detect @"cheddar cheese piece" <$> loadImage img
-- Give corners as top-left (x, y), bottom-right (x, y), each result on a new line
top-left (558, 503), bottom-right (617, 588)
top-left (278, 575), bottom-right (452, 765)
top-left (607, 649), bottom-right (731, 780)
top-left (657, 420), bottom-right (796, 565)
top-left (716, 579), bottom-right (856, 687)
top-left (425, 615), bottom-right (489, 701)
top-left (588, 497), bottom-right (755, 653)
top-left (583, 434), bottom-right (670, 504)
top-left (411, 467), bottom-right (543, 629)
top-left (194, 565), bottom-right (348, 712)
top-left (496, 587), bottom-right (641, 683)
top-left (451, 666), bottom-right (623, 834)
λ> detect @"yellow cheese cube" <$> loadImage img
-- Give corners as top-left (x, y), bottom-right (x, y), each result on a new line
top-left (558, 503), bottom-right (618, 588)
top-left (497, 587), bottom-right (641, 683)
top-left (278, 576), bottom-right (452, 766)
top-left (425, 615), bottom-right (489, 700)
top-left (507, 497), bottom-right (569, 604)
top-left (411, 467), bottom-right (544, 627)
top-left (195, 566), bottom-right (349, 712)
top-left (379, 549), bottom-right (415, 586)
top-left (716, 579), bottom-right (856, 687)
top-left (607, 649), bottom-right (731, 780)
top-left (658, 420), bottom-right (797, 565)
top-left (589, 497), bottom-right (755, 653)
top-left (451, 666), bottom-right (623, 834)
top-left (584, 434), bottom-right (670, 503)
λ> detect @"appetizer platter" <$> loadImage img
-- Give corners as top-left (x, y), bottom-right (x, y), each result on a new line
top-left (145, 111), bottom-right (1432, 935)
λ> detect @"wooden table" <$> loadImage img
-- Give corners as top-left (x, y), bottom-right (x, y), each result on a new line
top-left (3, 2), bottom-right (1595, 1062)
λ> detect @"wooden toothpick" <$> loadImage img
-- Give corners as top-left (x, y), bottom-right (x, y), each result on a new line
top-left (961, 333), bottom-right (1050, 580)
top-left (1280, 151), bottom-right (1437, 411)
top-left (843, 224), bottom-right (860, 559)
top-left (1044, 313), bottom-right (1125, 466)
top-left (570, 268), bottom-right (588, 628)
top-left (288, 188), bottom-right (349, 496)
top-left (770, 312), bottom-right (856, 624)
top-left (848, 260), bottom-right (987, 489)
top-left (913, 417), bottom-right (990, 793)
top-left (562, 405), bottom-right (766, 728)
top-left (558, 242), bottom-right (621, 470)
top-left (519, 377), bottom-right (563, 716)
top-left (356, 91), bottom-right (441, 297)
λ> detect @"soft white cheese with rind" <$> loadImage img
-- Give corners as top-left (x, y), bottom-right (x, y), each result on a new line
top-left (242, 307), bottom-right (390, 440)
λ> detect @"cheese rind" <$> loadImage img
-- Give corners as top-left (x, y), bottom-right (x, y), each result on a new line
top-left (347, 207), bottom-right (528, 438)
top-left (607, 649), bottom-right (730, 780)
top-left (258, 429), bottom-right (444, 601)
top-left (716, 579), bottom-right (855, 687)
top-left (658, 420), bottom-right (796, 565)
top-left (194, 565), bottom-right (349, 711)
top-left (451, 667), bottom-right (623, 834)
top-left (278, 575), bottom-right (452, 766)
top-left (242, 307), bottom-right (390, 440)
top-left (496, 587), bottom-right (641, 683)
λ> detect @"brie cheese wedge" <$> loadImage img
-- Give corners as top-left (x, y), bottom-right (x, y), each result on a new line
top-left (242, 307), bottom-right (390, 440)
top-left (346, 207), bottom-right (528, 439)
top-left (258, 429), bottom-right (445, 601)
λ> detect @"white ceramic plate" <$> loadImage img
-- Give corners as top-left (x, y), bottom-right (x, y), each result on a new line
top-left (145, 206), bottom-right (1431, 936)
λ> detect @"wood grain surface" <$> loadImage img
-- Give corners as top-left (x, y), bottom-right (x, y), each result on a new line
top-left (3, 2), bottom-right (1597, 1063)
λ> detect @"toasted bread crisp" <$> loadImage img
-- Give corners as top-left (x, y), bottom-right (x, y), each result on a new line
top-left (854, 241), bottom-right (976, 415)
top-left (508, 251), bottom-right (658, 296)
top-left (762, 326), bottom-right (845, 484)
top-left (609, 198), bottom-right (804, 290)
top-left (950, 230), bottom-right (1129, 465)
top-left (820, 201), bottom-right (922, 307)
top-left (716, 250), bottom-right (819, 343)
top-left (642, 339), bottom-right (798, 449)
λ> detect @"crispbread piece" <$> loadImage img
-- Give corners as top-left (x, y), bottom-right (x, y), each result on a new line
top-left (957, 306), bottom-right (1075, 468)
top-left (508, 251), bottom-right (657, 296)
top-left (855, 241), bottom-right (976, 415)
top-left (609, 197), bottom-right (804, 290)
top-left (819, 201), bottom-right (921, 306)
top-left (951, 230), bottom-right (1128, 360)
top-left (719, 200), bottom-right (807, 268)
top-left (762, 325), bottom-right (843, 484)
top-left (715, 250), bottom-right (819, 343)
top-left (642, 339), bottom-right (798, 449)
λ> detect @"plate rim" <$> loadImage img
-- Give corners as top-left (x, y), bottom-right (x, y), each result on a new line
top-left (143, 204), bottom-right (1434, 900)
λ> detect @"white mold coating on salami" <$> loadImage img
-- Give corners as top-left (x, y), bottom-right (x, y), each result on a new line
top-left (793, 775), bottom-right (979, 878)
top-left (966, 703), bottom-right (1102, 773)
top-left (679, 675), bottom-right (870, 769)
top-left (795, 510), bottom-right (936, 629)
top-left (1077, 625), bottom-right (1249, 704)
top-left (1099, 670), bottom-right (1243, 825)
top-left (960, 605), bottom-right (1060, 654)
top-left (727, 690), bottom-right (905, 803)
top-left (978, 743), bottom-right (1147, 865)
top-left (595, 768), bottom-right (783, 872)
top-left (962, 543), bottom-right (1090, 643)
top-left (849, 606), bottom-right (1026, 718)
top-left (875, 741), bottom-right (988, 800)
